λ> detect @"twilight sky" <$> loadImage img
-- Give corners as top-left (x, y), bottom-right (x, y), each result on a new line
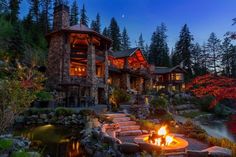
top-left (20, 0), bottom-right (236, 49)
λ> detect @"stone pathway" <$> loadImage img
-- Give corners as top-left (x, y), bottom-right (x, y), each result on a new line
top-left (104, 113), bottom-right (142, 136)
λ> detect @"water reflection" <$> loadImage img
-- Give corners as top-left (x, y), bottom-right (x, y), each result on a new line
top-left (14, 125), bottom-right (85, 157)
top-left (197, 117), bottom-right (236, 142)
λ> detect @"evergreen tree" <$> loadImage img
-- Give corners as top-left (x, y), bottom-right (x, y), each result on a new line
top-left (70, 0), bottom-right (79, 26)
top-left (172, 24), bottom-right (193, 75)
top-left (149, 23), bottom-right (169, 67)
top-left (29, 0), bottom-right (40, 23)
top-left (231, 46), bottom-right (236, 78)
top-left (9, 0), bottom-right (20, 23)
top-left (80, 4), bottom-right (88, 26)
top-left (109, 17), bottom-right (121, 51)
top-left (144, 44), bottom-right (149, 59)
top-left (221, 37), bottom-right (233, 77)
top-left (206, 32), bottom-right (222, 75)
top-left (40, 0), bottom-right (52, 33)
top-left (120, 27), bottom-right (130, 50)
top-left (138, 33), bottom-right (145, 52)
top-left (90, 13), bottom-right (100, 33)
top-left (0, 0), bottom-right (8, 14)
top-left (102, 27), bottom-right (109, 37)
top-left (191, 43), bottom-right (207, 76)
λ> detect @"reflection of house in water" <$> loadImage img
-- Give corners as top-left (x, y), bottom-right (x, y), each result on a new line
top-left (46, 4), bottom-right (186, 107)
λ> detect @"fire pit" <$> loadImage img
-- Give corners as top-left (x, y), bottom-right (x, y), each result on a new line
top-left (134, 126), bottom-right (189, 153)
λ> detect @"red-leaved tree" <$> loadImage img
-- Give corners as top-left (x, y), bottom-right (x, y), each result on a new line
top-left (186, 74), bottom-right (236, 108)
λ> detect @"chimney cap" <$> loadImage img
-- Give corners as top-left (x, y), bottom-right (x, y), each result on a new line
top-left (54, 4), bottom-right (69, 13)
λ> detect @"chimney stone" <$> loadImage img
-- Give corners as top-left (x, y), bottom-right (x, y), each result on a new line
top-left (53, 4), bottom-right (69, 31)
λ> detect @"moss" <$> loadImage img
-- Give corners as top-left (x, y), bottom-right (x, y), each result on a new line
top-left (0, 139), bottom-right (13, 151)
top-left (55, 107), bottom-right (74, 116)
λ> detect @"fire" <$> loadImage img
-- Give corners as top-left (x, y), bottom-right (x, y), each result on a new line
top-left (148, 125), bottom-right (174, 146)
top-left (157, 126), bottom-right (167, 136)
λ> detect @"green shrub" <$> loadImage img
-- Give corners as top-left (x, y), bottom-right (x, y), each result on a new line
top-left (110, 88), bottom-right (130, 105)
top-left (172, 97), bottom-right (185, 106)
top-left (55, 107), bottom-right (74, 116)
top-left (158, 113), bottom-right (174, 123)
top-left (0, 139), bottom-right (13, 151)
top-left (198, 95), bottom-right (215, 112)
top-left (138, 120), bottom-right (160, 131)
top-left (36, 91), bottom-right (53, 101)
top-left (150, 94), bottom-right (168, 110)
top-left (11, 150), bottom-right (30, 157)
top-left (24, 108), bottom-right (53, 116)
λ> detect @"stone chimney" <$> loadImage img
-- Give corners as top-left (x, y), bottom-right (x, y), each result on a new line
top-left (53, 4), bottom-right (69, 31)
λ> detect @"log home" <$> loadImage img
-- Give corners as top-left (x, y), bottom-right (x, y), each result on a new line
top-left (46, 5), bottom-right (185, 107)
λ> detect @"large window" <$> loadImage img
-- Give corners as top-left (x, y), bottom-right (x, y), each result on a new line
top-left (171, 73), bottom-right (183, 81)
top-left (70, 63), bottom-right (87, 76)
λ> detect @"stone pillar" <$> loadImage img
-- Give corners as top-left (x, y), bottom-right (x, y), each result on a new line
top-left (62, 34), bottom-right (70, 83)
top-left (104, 49), bottom-right (109, 104)
top-left (139, 77), bottom-right (144, 93)
top-left (121, 73), bottom-right (130, 90)
top-left (87, 42), bottom-right (98, 104)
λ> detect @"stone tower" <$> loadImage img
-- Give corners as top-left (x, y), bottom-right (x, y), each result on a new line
top-left (47, 4), bottom-right (70, 89)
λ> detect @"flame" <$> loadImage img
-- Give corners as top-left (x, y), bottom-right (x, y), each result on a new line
top-left (157, 126), bottom-right (167, 136)
top-left (166, 135), bottom-right (173, 145)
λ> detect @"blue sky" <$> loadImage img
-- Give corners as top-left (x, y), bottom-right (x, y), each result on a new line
top-left (20, 0), bottom-right (236, 49)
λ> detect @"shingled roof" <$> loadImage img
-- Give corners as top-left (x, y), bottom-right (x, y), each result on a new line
top-left (155, 65), bottom-right (185, 74)
top-left (111, 47), bottom-right (139, 58)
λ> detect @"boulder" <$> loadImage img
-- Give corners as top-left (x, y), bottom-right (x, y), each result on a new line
top-left (118, 143), bottom-right (140, 154)
top-left (102, 135), bottom-right (121, 145)
top-left (202, 146), bottom-right (232, 157)
top-left (39, 114), bottom-right (47, 119)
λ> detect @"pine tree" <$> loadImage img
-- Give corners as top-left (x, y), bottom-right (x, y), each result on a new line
top-left (40, 0), bottom-right (52, 33)
top-left (231, 46), bottom-right (236, 78)
top-left (90, 13), bottom-right (100, 33)
top-left (172, 24), bottom-right (193, 75)
top-left (149, 23), bottom-right (169, 67)
top-left (191, 43), bottom-right (207, 76)
top-left (109, 17), bottom-right (121, 51)
top-left (29, 0), bottom-right (40, 23)
top-left (102, 27), bottom-right (109, 37)
top-left (221, 37), bottom-right (233, 77)
top-left (70, 0), bottom-right (79, 26)
top-left (9, 0), bottom-right (21, 23)
top-left (120, 27), bottom-right (130, 50)
top-left (138, 33), bottom-right (145, 52)
top-left (0, 0), bottom-right (8, 14)
top-left (80, 4), bottom-right (88, 26)
top-left (206, 32), bottom-right (221, 75)
top-left (144, 44), bottom-right (149, 59)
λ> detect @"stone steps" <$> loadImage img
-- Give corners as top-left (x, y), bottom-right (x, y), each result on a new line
top-left (120, 125), bottom-right (140, 131)
top-left (113, 117), bottom-right (131, 123)
top-left (178, 109), bottom-right (200, 114)
top-left (118, 121), bottom-right (136, 126)
top-left (118, 130), bottom-right (143, 136)
top-left (104, 113), bottom-right (128, 118)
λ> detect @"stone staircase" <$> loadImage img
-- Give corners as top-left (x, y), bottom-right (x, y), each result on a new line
top-left (104, 113), bottom-right (142, 136)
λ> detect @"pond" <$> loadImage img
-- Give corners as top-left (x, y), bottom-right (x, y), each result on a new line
top-left (197, 115), bottom-right (236, 142)
top-left (14, 125), bottom-right (86, 157)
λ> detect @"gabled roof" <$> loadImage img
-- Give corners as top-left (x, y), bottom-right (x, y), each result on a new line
top-left (46, 24), bottom-right (112, 43)
top-left (111, 47), bottom-right (139, 58)
top-left (155, 65), bottom-right (185, 74)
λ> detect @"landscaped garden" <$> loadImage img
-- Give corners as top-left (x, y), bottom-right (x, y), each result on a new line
top-left (1, 0), bottom-right (236, 156)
